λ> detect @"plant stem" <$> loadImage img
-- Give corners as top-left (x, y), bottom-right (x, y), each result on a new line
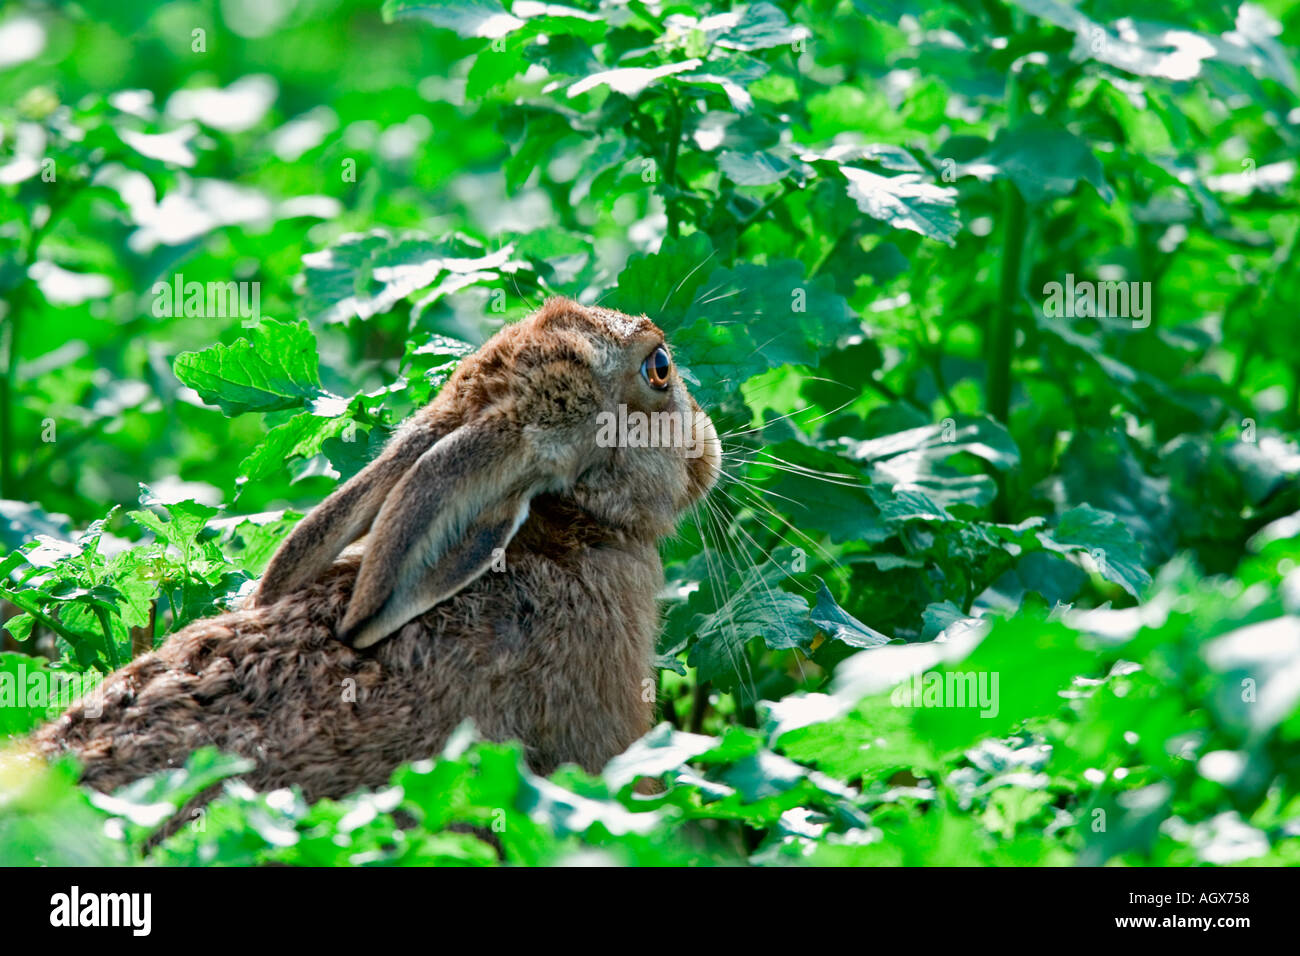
top-left (808, 227), bottom-right (849, 278)
top-left (0, 268), bottom-right (32, 499)
top-left (1, 203), bottom-right (62, 498)
top-left (865, 374), bottom-right (927, 411)
top-left (663, 92), bottom-right (684, 239)
top-left (988, 54), bottom-right (1032, 430)
top-left (989, 182), bottom-right (1026, 426)
top-left (734, 181), bottom-right (797, 240)
top-left (1, 307), bottom-right (20, 497)
top-left (689, 677), bottom-right (710, 733)
top-left (0, 587), bottom-right (100, 659)
top-left (988, 63), bottom-right (1033, 523)
top-left (93, 604), bottom-right (120, 670)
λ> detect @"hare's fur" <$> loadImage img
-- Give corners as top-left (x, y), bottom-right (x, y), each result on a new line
top-left (36, 519), bottom-right (658, 797)
top-left (34, 298), bottom-right (719, 799)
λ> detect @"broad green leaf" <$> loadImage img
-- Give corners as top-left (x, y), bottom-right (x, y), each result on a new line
top-left (0, 758), bottom-right (127, 866)
top-left (687, 566), bottom-right (815, 689)
top-left (678, 55), bottom-right (770, 112)
top-left (1045, 504), bottom-right (1152, 598)
top-left (839, 167), bottom-right (960, 245)
top-left (608, 235), bottom-right (861, 406)
top-left (385, 0), bottom-right (602, 41)
top-left (910, 614), bottom-right (1096, 754)
top-left (718, 148), bottom-right (793, 186)
top-left (568, 61), bottom-right (703, 99)
top-left (300, 230), bottom-right (515, 325)
top-left (754, 441), bottom-right (889, 544)
top-left (1203, 616), bottom-right (1300, 734)
top-left (604, 233), bottom-right (715, 325)
top-left (983, 118), bottom-right (1115, 203)
top-left (810, 580), bottom-right (892, 649)
top-left (714, 3), bottom-right (811, 52)
top-left (777, 695), bottom-right (936, 776)
top-left (383, 0), bottom-right (523, 38)
top-left (845, 417), bottom-right (1019, 509)
top-left (675, 261), bottom-right (860, 405)
top-left (238, 411), bottom-right (354, 483)
top-left (174, 319), bottom-right (326, 416)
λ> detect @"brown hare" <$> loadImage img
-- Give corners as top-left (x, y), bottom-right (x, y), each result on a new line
top-left (32, 297), bottom-right (720, 806)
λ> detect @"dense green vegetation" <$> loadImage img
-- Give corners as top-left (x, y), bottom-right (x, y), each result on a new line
top-left (1, 0), bottom-right (1298, 865)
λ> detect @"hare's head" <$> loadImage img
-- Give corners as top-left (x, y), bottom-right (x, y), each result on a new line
top-left (255, 297), bottom-right (719, 649)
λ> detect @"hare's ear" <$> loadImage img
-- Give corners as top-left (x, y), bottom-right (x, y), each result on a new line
top-left (253, 420), bottom-right (449, 608)
top-left (338, 420), bottom-right (549, 649)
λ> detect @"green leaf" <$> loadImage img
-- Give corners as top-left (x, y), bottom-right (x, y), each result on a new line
top-left (754, 441), bottom-right (889, 544)
top-left (211, 511), bottom-right (303, 576)
top-left (810, 579), bottom-right (892, 649)
top-left (682, 266), bottom-right (859, 403)
top-left (1203, 616), bottom-right (1300, 734)
top-left (568, 61), bottom-right (704, 98)
top-left (845, 416), bottom-right (1019, 510)
top-left (910, 614), bottom-right (1097, 754)
top-left (0, 502), bottom-right (72, 552)
top-left (603, 724), bottom-right (717, 792)
top-left (839, 167), bottom-right (960, 245)
top-left (1046, 504), bottom-right (1152, 598)
top-left (718, 148), bottom-right (793, 186)
top-left (1, 613), bottom-right (34, 643)
top-left (383, 0), bottom-right (523, 38)
top-left (0, 758), bottom-right (127, 866)
top-left (777, 694), bottom-right (936, 776)
top-left (174, 319), bottom-right (327, 416)
top-left (714, 3), bottom-right (811, 52)
top-left (869, 485), bottom-right (954, 523)
top-left (984, 119), bottom-right (1115, 204)
top-left (801, 142), bottom-right (924, 173)
top-left (97, 747), bottom-right (255, 836)
top-left (238, 412), bottom-right (354, 483)
top-left (604, 233), bottom-right (715, 325)
top-left (687, 566), bottom-right (816, 689)
top-left (385, 0), bottom-right (602, 42)
top-left (130, 491), bottom-right (220, 551)
top-left (678, 55), bottom-right (770, 112)
top-left (1008, 1), bottom-right (1296, 89)
top-left (466, 42), bottom-right (530, 98)
top-left (300, 230), bottom-right (515, 325)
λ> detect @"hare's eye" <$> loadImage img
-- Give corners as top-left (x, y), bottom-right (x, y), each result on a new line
top-left (641, 346), bottom-right (671, 390)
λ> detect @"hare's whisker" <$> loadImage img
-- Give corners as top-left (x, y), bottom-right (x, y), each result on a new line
top-left (720, 393), bottom-right (860, 439)
top-left (661, 248), bottom-right (718, 314)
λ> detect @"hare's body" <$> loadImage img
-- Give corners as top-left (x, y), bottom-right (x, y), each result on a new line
top-left (33, 298), bottom-right (719, 802)
top-left (35, 498), bottom-right (661, 795)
